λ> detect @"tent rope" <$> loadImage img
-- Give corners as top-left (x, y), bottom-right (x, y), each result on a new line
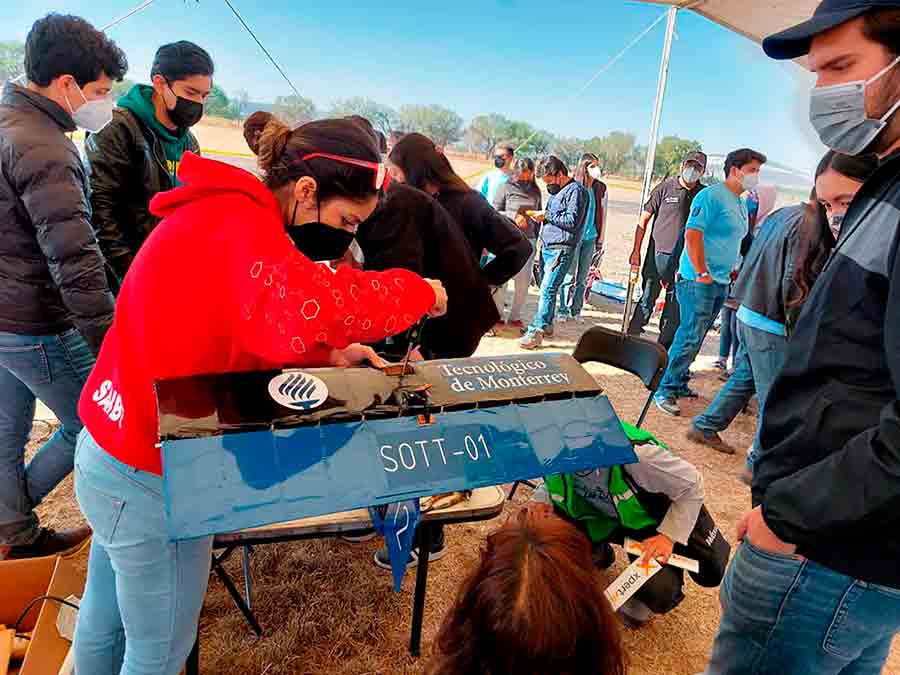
top-left (513, 9), bottom-right (668, 154)
top-left (221, 0), bottom-right (304, 100)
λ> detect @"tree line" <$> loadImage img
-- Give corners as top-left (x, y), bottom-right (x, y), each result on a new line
top-left (1, 40), bottom-right (701, 178)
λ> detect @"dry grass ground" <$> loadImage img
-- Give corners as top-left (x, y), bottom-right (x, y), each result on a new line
top-left (30, 128), bottom-right (900, 673)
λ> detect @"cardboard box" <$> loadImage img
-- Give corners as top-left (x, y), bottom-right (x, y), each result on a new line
top-left (0, 556), bottom-right (84, 675)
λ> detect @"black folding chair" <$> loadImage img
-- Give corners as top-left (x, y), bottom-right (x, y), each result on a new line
top-left (507, 326), bottom-right (668, 501)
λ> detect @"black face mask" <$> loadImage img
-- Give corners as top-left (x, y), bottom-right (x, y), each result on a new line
top-left (546, 183), bottom-right (562, 195)
top-left (287, 201), bottom-right (355, 262)
top-left (165, 81), bottom-right (204, 129)
top-left (493, 156), bottom-right (507, 169)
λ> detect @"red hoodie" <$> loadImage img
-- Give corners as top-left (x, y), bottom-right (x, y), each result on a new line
top-left (79, 153), bottom-right (435, 475)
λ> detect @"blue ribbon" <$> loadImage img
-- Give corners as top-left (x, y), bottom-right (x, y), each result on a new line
top-left (369, 500), bottom-right (421, 591)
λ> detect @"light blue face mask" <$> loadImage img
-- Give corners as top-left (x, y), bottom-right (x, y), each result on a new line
top-left (681, 167), bottom-right (701, 184)
top-left (810, 55), bottom-right (900, 156)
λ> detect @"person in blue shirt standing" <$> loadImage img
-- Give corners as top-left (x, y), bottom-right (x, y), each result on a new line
top-left (520, 156), bottom-right (589, 350)
top-left (653, 148), bottom-right (766, 417)
top-left (478, 142), bottom-right (515, 204)
top-left (558, 156), bottom-right (598, 323)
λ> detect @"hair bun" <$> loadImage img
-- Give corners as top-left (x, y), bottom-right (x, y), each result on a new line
top-left (243, 111), bottom-right (292, 174)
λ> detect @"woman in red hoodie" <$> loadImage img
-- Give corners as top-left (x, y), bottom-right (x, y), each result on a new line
top-left (72, 113), bottom-right (447, 674)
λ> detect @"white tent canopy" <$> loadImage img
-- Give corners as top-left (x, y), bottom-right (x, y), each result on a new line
top-left (637, 0), bottom-right (820, 45)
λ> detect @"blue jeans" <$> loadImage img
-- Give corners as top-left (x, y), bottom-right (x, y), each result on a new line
top-left (693, 339), bottom-right (755, 435)
top-left (656, 279), bottom-right (727, 399)
top-left (739, 321), bottom-right (788, 469)
top-left (528, 245), bottom-right (575, 333)
top-left (73, 430), bottom-right (213, 675)
top-left (718, 306), bottom-right (738, 362)
top-left (559, 238), bottom-right (595, 319)
top-left (0, 329), bottom-right (95, 545)
top-left (707, 540), bottom-right (900, 674)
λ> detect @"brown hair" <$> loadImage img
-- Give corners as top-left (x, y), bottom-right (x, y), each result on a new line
top-left (863, 9), bottom-right (900, 57)
top-left (788, 150), bottom-right (879, 309)
top-left (428, 509), bottom-right (626, 675)
top-left (242, 112), bottom-right (381, 201)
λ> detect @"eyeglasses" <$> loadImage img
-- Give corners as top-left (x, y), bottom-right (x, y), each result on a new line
top-left (299, 152), bottom-right (391, 191)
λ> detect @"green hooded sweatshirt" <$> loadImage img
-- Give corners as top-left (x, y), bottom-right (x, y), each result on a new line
top-left (118, 84), bottom-right (194, 184)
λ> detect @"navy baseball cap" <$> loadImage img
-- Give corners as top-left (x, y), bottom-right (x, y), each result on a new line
top-left (763, 0), bottom-right (900, 60)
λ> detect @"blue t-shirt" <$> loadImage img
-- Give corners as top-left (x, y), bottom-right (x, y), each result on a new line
top-left (582, 188), bottom-right (597, 241)
top-left (678, 182), bottom-right (748, 284)
top-left (479, 170), bottom-right (509, 205)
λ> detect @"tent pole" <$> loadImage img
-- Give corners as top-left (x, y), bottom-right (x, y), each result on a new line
top-left (622, 6), bottom-right (678, 334)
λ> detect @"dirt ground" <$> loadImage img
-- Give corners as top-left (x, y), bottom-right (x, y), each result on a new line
top-left (31, 134), bottom-right (900, 674)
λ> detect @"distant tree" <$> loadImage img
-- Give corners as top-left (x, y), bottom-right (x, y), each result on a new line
top-left (273, 94), bottom-right (317, 126)
top-left (549, 138), bottom-right (585, 170)
top-left (204, 84), bottom-right (236, 119)
top-left (328, 97), bottom-right (399, 137)
top-left (653, 136), bottom-right (703, 179)
top-left (110, 77), bottom-right (136, 100)
top-left (465, 114), bottom-right (511, 156)
top-left (398, 104), bottom-right (463, 147)
top-left (0, 41), bottom-right (25, 85)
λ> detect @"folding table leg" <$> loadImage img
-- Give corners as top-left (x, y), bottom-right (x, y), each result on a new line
top-left (409, 522), bottom-right (435, 657)
top-left (241, 545), bottom-right (253, 610)
top-left (213, 553), bottom-right (263, 636)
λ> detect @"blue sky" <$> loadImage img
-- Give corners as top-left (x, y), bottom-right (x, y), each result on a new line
top-left (2, 0), bottom-right (825, 173)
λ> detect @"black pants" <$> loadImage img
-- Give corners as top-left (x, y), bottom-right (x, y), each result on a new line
top-left (628, 250), bottom-right (680, 349)
top-left (566, 511), bottom-right (685, 615)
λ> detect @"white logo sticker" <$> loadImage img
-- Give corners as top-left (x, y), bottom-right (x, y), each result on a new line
top-left (268, 371), bottom-right (329, 411)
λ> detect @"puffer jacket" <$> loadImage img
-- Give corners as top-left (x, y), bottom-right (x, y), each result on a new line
top-left (0, 82), bottom-right (114, 354)
top-left (84, 108), bottom-right (200, 283)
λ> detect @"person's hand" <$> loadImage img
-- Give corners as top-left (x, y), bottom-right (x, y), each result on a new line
top-left (639, 533), bottom-right (674, 565)
top-left (425, 279), bottom-right (448, 317)
top-left (629, 250), bottom-right (641, 271)
top-left (737, 506), bottom-right (797, 556)
top-left (696, 274), bottom-right (714, 285)
top-left (529, 211), bottom-right (545, 223)
top-left (525, 501), bottom-right (555, 519)
top-left (514, 214), bottom-right (528, 230)
top-left (408, 347), bottom-right (424, 362)
top-left (328, 344), bottom-right (387, 369)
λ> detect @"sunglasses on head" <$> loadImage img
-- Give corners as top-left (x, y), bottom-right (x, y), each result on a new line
top-left (299, 152), bottom-right (391, 191)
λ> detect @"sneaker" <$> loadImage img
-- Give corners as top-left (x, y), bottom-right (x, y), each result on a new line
top-left (373, 532), bottom-right (447, 571)
top-left (507, 320), bottom-right (525, 330)
top-left (557, 315), bottom-right (571, 324)
top-left (519, 330), bottom-right (544, 350)
top-left (618, 598), bottom-right (653, 629)
top-left (543, 325), bottom-right (554, 338)
top-left (3, 526), bottom-right (92, 560)
top-left (675, 386), bottom-right (699, 399)
top-left (341, 529), bottom-right (377, 543)
top-left (713, 359), bottom-right (727, 372)
top-left (686, 426), bottom-right (736, 455)
top-left (654, 395), bottom-right (680, 417)
top-left (488, 321), bottom-right (507, 337)
top-left (592, 542), bottom-right (616, 570)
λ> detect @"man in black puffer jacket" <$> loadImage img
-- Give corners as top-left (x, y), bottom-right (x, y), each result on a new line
top-left (85, 41), bottom-right (213, 287)
top-left (0, 14), bottom-right (124, 560)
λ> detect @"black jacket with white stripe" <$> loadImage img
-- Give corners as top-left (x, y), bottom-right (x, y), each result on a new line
top-left (753, 149), bottom-right (900, 588)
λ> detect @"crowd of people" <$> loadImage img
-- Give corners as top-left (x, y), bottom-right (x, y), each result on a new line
top-left (0, 0), bottom-right (898, 673)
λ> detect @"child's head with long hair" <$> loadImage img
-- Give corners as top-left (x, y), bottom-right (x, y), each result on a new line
top-left (428, 507), bottom-right (626, 675)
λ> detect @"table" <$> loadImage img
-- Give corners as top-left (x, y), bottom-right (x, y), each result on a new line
top-left (186, 486), bottom-right (506, 674)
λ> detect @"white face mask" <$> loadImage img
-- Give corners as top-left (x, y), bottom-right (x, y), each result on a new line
top-left (741, 171), bottom-right (760, 192)
top-left (682, 167), bottom-right (701, 184)
top-left (809, 55), bottom-right (900, 156)
top-left (64, 82), bottom-right (114, 133)
top-left (588, 166), bottom-right (603, 180)
top-left (830, 213), bottom-right (844, 239)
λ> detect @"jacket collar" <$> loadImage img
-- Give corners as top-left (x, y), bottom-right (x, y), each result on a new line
top-left (1, 81), bottom-right (77, 133)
